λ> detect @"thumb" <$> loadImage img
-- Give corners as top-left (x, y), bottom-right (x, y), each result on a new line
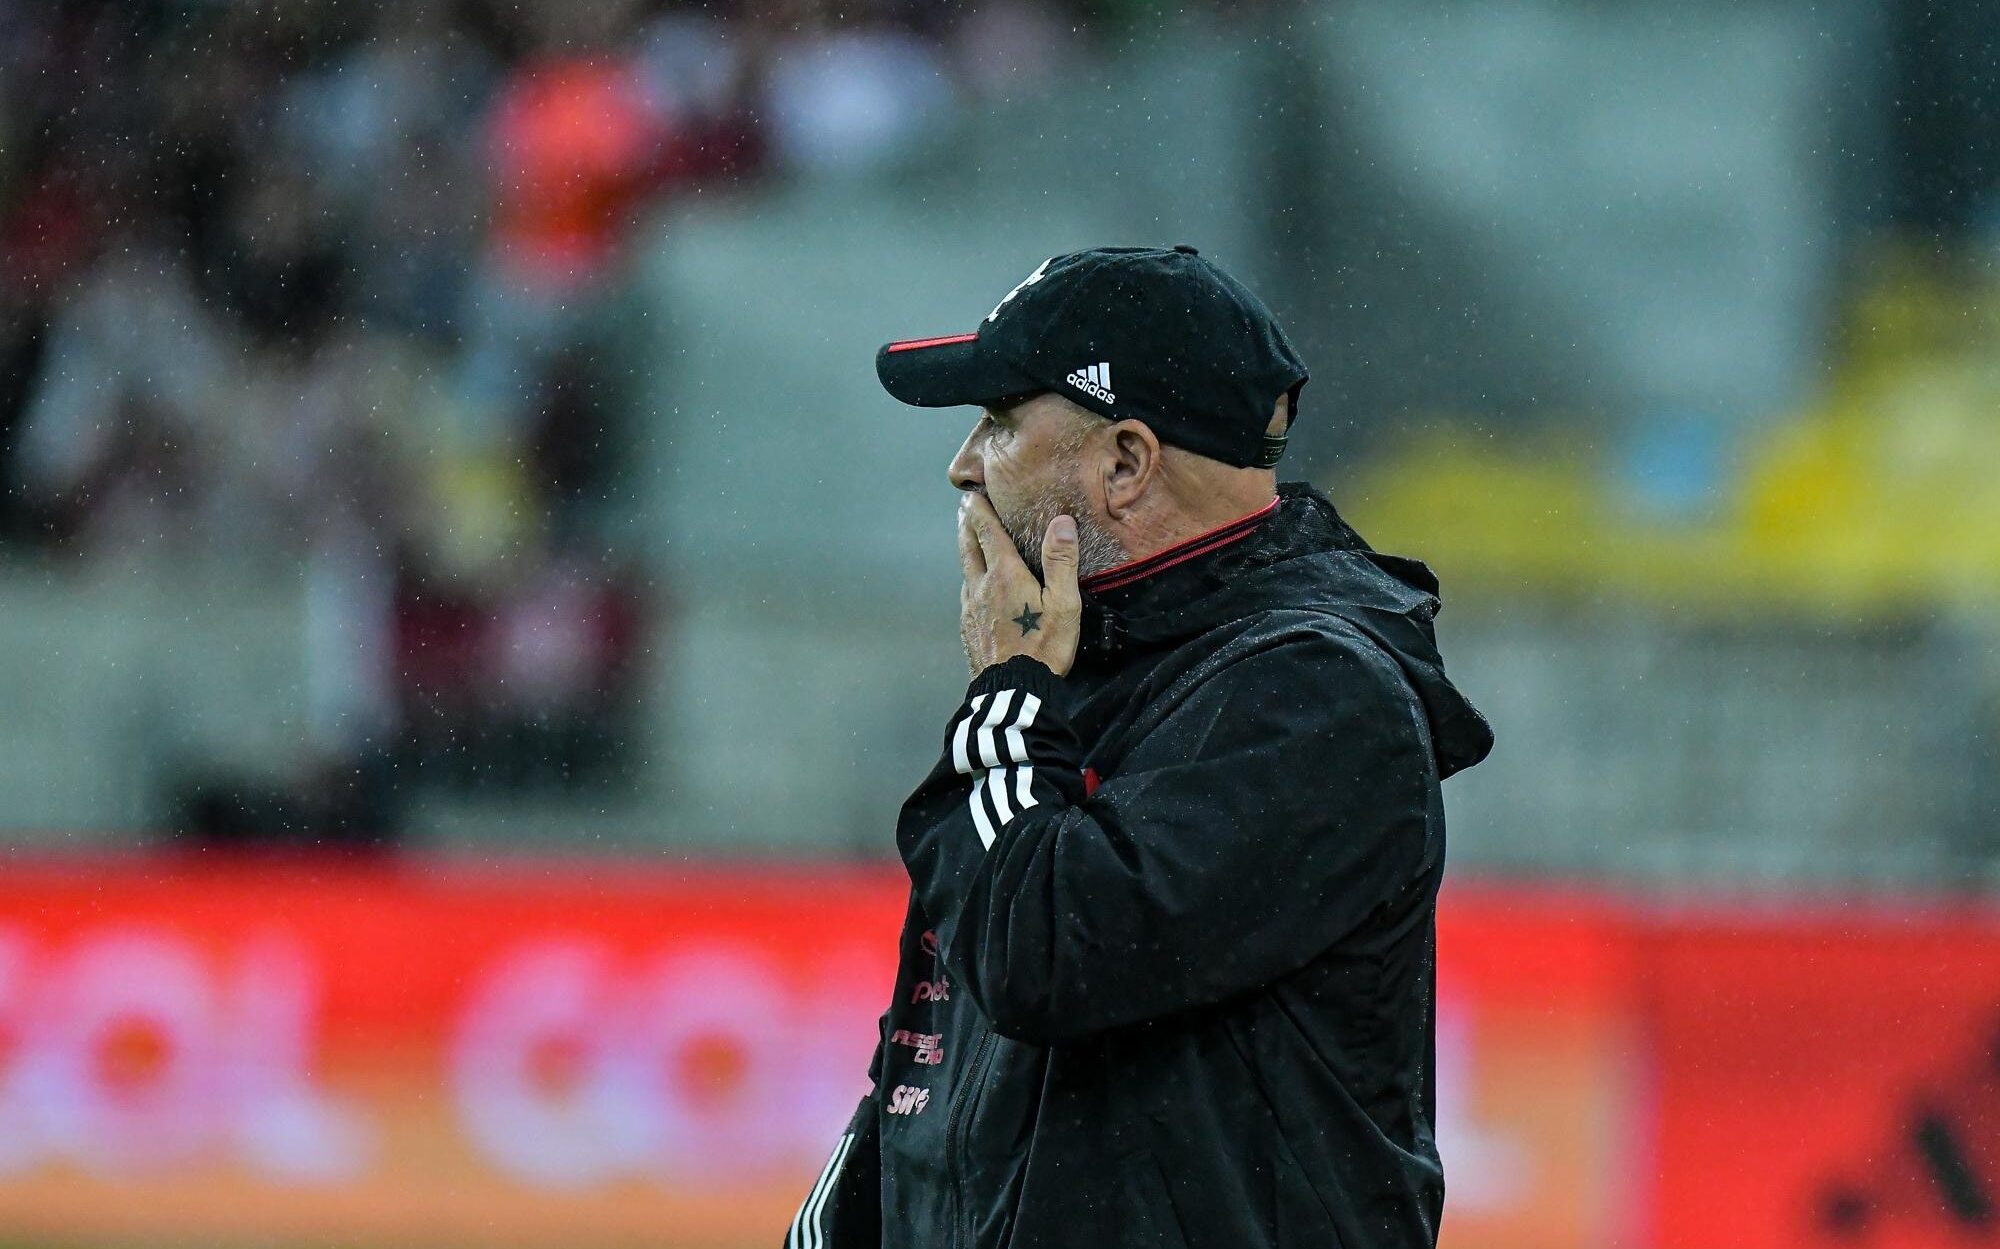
top-left (1041, 514), bottom-right (1080, 605)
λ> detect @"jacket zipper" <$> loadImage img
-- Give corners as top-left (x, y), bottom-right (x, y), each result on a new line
top-left (945, 1029), bottom-right (996, 1249)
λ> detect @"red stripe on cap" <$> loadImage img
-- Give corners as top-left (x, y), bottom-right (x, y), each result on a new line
top-left (886, 332), bottom-right (979, 353)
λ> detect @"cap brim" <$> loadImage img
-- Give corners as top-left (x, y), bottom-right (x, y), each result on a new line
top-left (876, 332), bottom-right (1043, 408)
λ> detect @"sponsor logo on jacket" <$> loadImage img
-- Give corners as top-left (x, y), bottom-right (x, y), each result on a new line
top-left (890, 1029), bottom-right (943, 1065)
top-left (887, 1085), bottom-right (931, 1116)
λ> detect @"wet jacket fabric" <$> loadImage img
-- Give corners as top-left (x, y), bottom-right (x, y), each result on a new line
top-left (784, 480), bottom-right (1494, 1249)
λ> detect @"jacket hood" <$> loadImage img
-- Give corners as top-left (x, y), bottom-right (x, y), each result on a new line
top-left (1080, 481), bottom-right (1495, 778)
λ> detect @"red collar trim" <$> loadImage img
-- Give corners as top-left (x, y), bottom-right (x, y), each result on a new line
top-left (1080, 495), bottom-right (1280, 594)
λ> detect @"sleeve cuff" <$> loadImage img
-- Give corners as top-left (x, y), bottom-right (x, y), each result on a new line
top-left (946, 653), bottom-right (1085, 844)
top-left (967, 654), bottom-right (1068, 711)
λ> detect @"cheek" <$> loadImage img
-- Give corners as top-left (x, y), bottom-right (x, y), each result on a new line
top-left (981, 438), bottom-right (1029, 501)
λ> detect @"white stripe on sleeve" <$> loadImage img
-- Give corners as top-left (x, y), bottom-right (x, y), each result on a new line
top-left (985, 766), bottom-right (1014, 825)
top-left (967, 782), bottom-right (996, 849)
top-left (952, 694), bottom-right (988, 776)
top-left (1014, 763), bottom-right (1037, 813)
top-left (1003, 692), bottom-right (1040, 763)
top-left (975, 689), bottom-right (1015, 768)
top-left (804, 1132), bottom-right (854, 1249)
top-left (789, 1131), bottom-right (854, 1249)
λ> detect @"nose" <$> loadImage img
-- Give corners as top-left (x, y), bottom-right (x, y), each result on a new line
top-left (947, 421), bottom-right (984, 492)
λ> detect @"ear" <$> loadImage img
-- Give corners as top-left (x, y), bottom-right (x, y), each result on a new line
top-left (1101, 419), bottom-right (1162, 519)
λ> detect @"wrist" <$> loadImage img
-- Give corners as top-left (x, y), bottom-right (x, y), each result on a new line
top-left (967, 653), bottom-right (1066, 706)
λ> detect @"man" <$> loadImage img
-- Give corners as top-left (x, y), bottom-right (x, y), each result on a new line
top-left (786, 246), bottom-right (1493, 1249)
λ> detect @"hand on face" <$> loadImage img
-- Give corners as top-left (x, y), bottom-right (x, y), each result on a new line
top-left (957, 490), bottom-right (1081, 679)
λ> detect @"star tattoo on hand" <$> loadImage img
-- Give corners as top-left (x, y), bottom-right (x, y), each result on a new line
top-left (1011, 602), bottom-right (1043, 636)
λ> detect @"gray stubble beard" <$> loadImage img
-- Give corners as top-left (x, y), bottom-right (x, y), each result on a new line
top-left (999, 470), bottom-right (1129, 582)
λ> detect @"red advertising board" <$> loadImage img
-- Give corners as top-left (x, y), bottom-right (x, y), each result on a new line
top-left (1433, 890), bottom-right (1642, 1249)
top-left (1644, 906), bottom-right (2000, 1249)
top-left (0, 858), bottom-right (902, 1247)
top-left (0, 858), bottom-right (1991, 1248)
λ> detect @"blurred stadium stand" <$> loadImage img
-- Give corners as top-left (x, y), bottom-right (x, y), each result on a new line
top-left (3, 5), bottom-right (2000, 1248)
top-left (0, 0), bottom-right (1994, 886)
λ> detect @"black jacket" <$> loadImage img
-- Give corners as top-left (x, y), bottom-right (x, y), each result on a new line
top-left (785, 481), bottom-right (1493, 1249)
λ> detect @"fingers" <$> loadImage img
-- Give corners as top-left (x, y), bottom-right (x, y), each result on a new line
top-left (957, 495), bottom-right (986, 579)
top-left (961, 491), bottom-right (1016, 573)
top-left (1040, 513), bottom-right (1080, 610)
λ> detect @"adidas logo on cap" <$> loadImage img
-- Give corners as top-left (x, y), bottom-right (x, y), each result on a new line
top-left (1067, 362), bottom-right (1114, 404)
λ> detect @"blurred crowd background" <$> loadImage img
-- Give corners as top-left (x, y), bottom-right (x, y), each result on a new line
top-left (0, 4), bottom-right (1997, 1248)
top-left (0, 0), bottom-right (1995, 883)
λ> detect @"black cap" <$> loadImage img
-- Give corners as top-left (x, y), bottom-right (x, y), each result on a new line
top-left (875, 245), bottom-right (1309, 469)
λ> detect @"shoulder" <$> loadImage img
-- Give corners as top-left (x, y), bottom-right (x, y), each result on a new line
top-left (1168, 608), bottom-right (1416, 731)
top-left (1220, 607), bottom-right (1408, 689)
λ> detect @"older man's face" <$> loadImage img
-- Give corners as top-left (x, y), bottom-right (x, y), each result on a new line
top-left (947, 393), bottom-right (1115, 578)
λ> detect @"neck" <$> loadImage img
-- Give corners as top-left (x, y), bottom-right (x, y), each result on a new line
top-left (1116, 481), bottom-right (1279, 564)
top-left (1082, 491), bottom-right (1280, 594)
